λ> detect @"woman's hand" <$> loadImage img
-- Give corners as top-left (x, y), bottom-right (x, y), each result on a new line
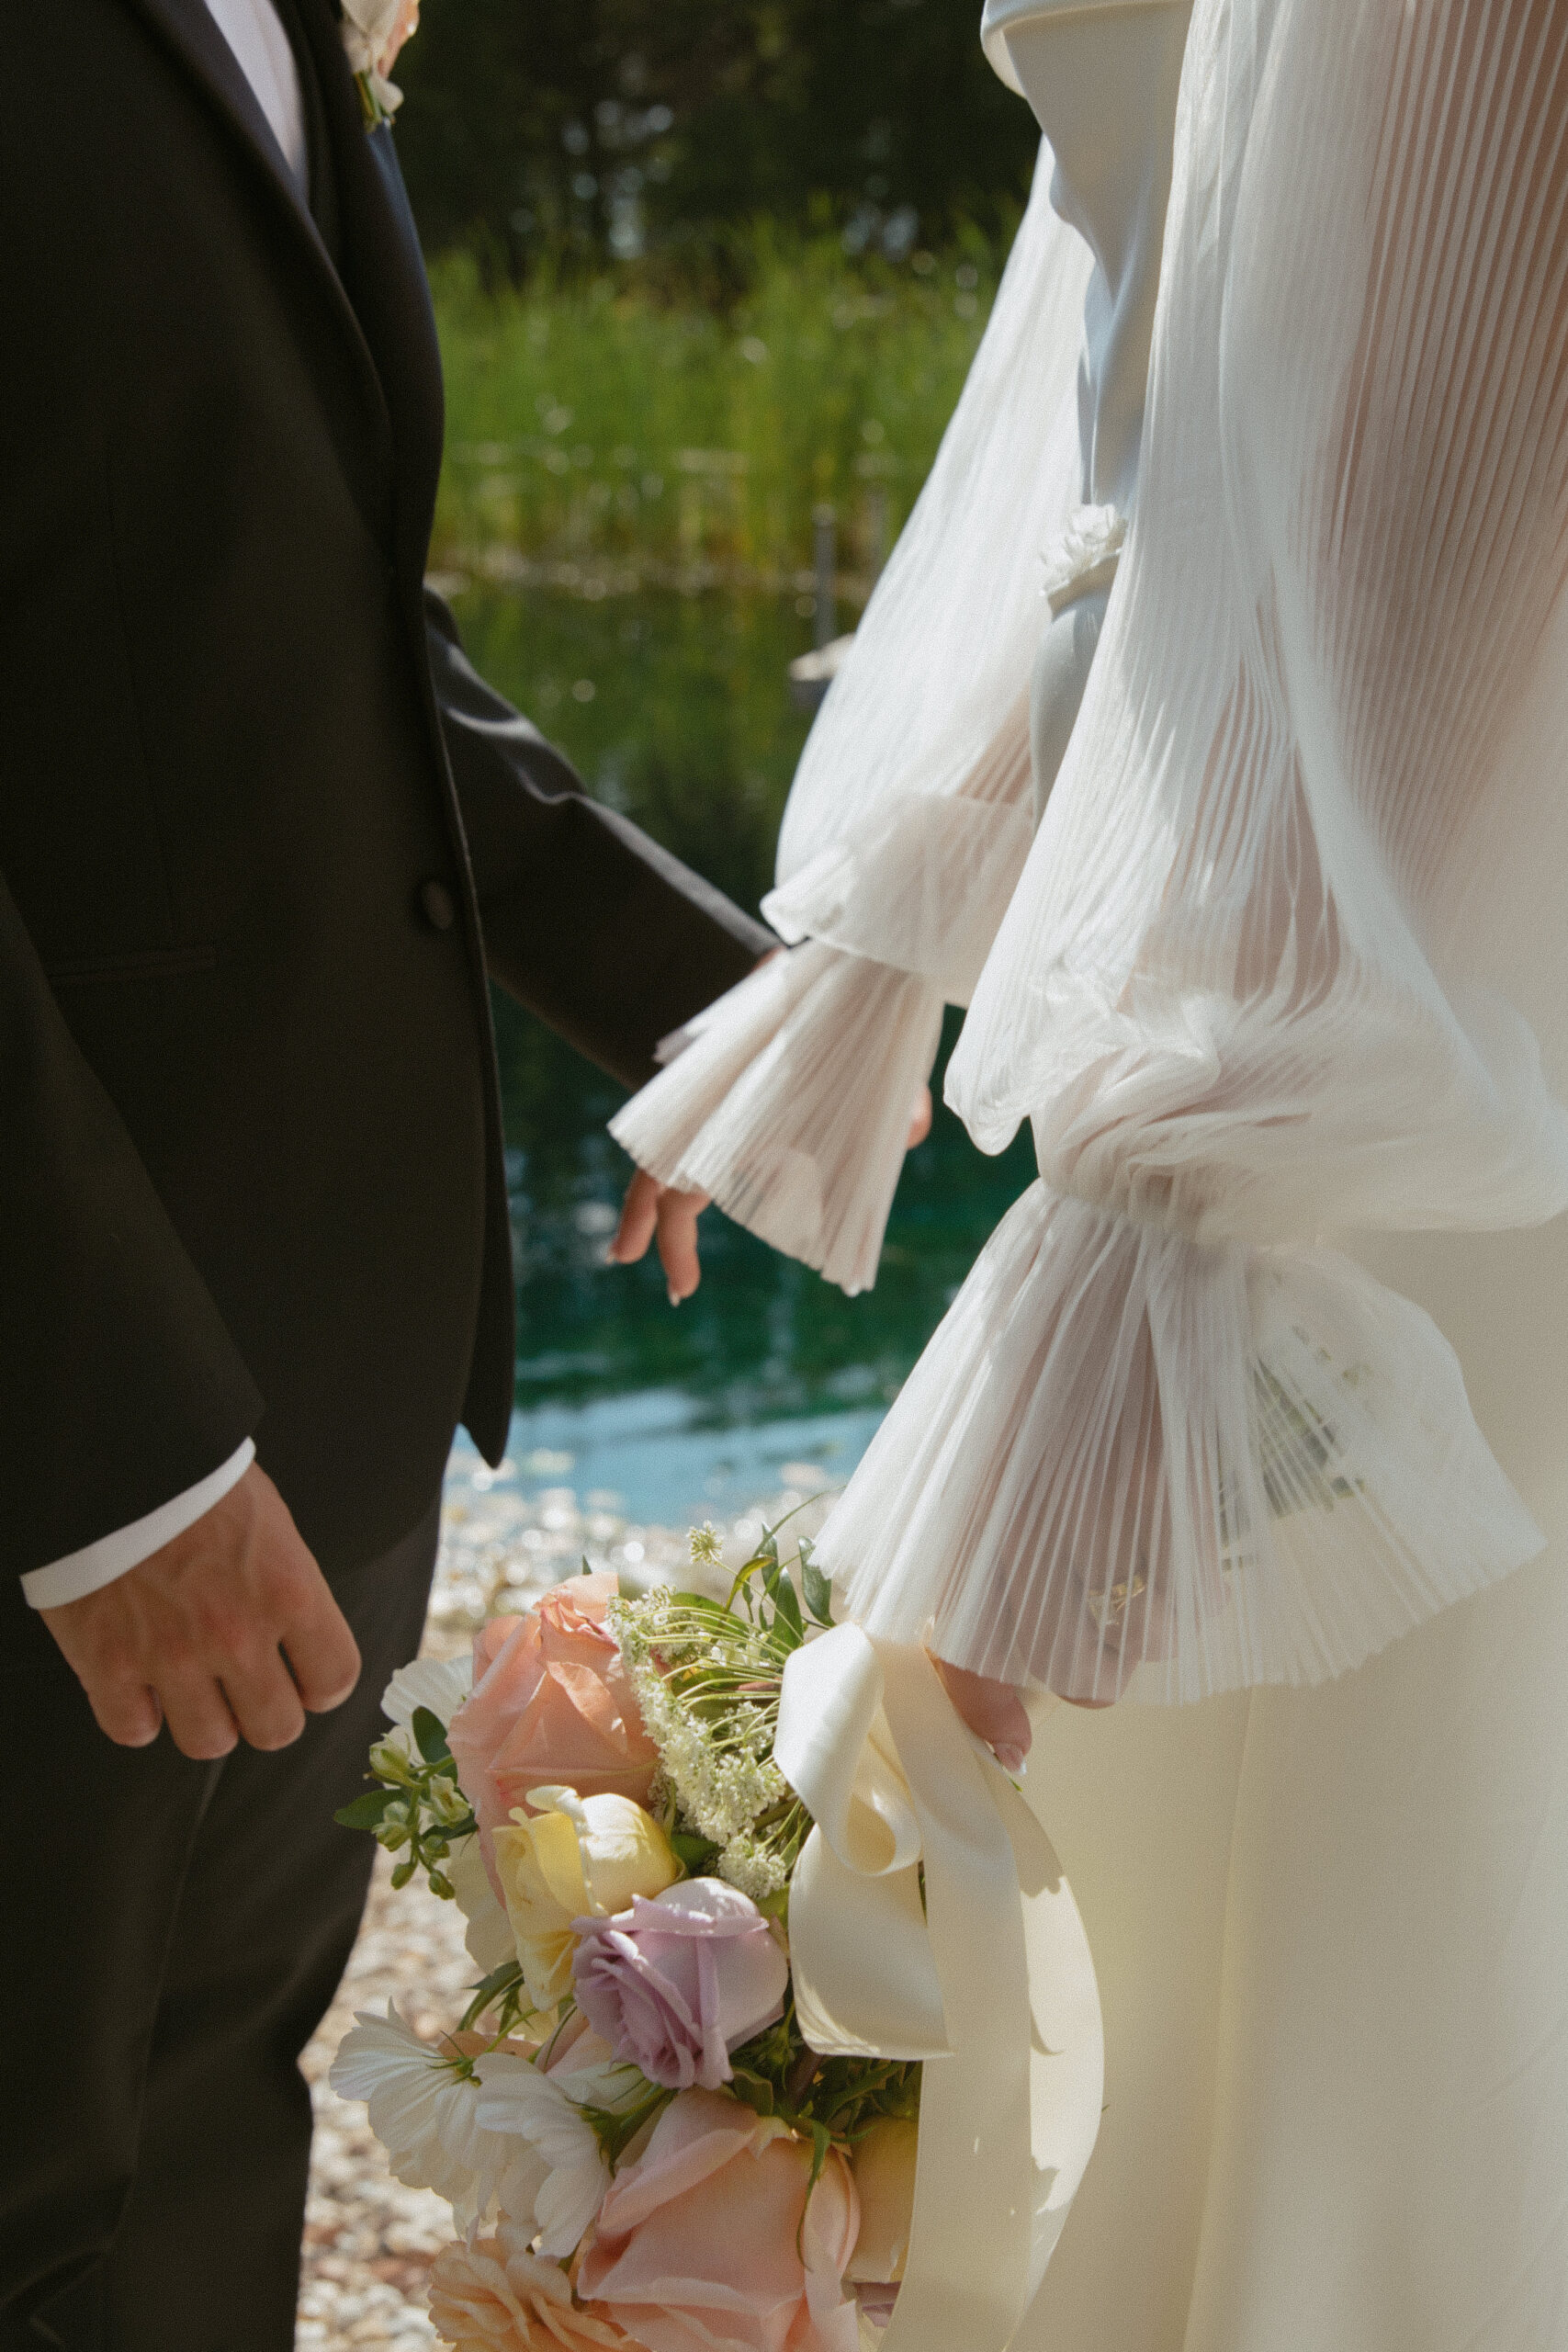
top-left (608, 1170), bottom-right (711, 1305)
top-left (611, 1084), bottom-right (933, 1304)
top-left (935, 1657), bottom-right (1115, 1772)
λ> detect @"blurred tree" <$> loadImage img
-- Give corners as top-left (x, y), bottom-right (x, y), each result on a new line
top-left (394, 0), bottom-right (1039, 284)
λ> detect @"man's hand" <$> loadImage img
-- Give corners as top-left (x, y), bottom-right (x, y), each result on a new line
top-left (610, 1083), bottom-right (934, 1303)
top-left (40, 1464), bottom-right (361, 1760)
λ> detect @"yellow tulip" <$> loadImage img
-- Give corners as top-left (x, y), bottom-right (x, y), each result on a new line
top-left (845, 2115), bottom-right (919, 2284)
top-left (492, 1786), bottom-right (680, 2010)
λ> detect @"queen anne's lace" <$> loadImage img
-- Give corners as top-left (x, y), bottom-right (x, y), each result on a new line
top-left (609, 1592), bottom-right (797, 1899)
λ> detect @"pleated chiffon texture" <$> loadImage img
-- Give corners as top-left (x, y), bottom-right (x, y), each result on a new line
top-left (621, 0), bottom-right (1568, 1701)
top-left (609, 153), bottom-right (1089, 1290)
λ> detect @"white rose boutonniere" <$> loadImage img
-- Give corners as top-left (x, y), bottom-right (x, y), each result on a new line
top-left (341, 0), bottom-right (421, 127)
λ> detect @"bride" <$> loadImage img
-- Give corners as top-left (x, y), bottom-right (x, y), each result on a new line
top-left (613, 0), bottom-right (1568, 2341)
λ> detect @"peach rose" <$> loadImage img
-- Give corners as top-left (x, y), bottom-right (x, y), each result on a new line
top-left (577, 2089), bottom-right (861, 2352)
top-left (448, 1576), bottom-right (660, 1884)
top-left (429, 2219), bottom-right (634, 2351)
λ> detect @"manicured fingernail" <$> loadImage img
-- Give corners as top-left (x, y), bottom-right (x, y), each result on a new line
top-left (994, 1743), bottom-right (1026, 1775)
top-left (668, 1286), bottom-right (682, 1307)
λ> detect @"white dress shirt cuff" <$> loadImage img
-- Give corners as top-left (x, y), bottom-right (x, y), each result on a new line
top-left (21, 1439), bottom-right (257, 1610)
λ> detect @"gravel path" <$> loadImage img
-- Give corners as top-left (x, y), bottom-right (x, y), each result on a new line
top-left (295, 1452), bottom-right (832, 2349)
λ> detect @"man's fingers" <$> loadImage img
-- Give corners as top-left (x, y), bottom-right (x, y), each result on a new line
top-left (157, 1671), bottom-right (242, 1762)
top-left (280, 1587), bottom-right (362, 1714)
top-left (220, 1648), bottom-right (310, 1751)
top-left (656, 1188), bottom-right (708, 1303)
top-left (86, 1678), bottom-right (164, 1750)
top-left (609, 1170), bottom-right (662, 1265)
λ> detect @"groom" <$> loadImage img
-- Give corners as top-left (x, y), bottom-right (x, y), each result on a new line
top-left (0, 2), bottom-right (771, 2344)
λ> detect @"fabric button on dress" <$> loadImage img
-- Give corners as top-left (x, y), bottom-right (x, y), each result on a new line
top-left (418, 878), bottom-right (456, 932)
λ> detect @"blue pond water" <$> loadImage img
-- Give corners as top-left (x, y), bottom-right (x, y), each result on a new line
top-left (445, 581), bottom-right (1035, 1524)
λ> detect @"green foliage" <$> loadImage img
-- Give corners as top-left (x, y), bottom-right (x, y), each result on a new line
top-left (728, 2001), bottom-right (920, 2148)
top-left (393, 0), bottom-right (1037, 285)
top-left (611, 1513), bottom-right (840, 1900)
top-left (574, 2075), bottom-right (677, 2169)
top-left (457, 1956), bottom-right (544, 2042)
top-left (336, 1712), bottom-right (478, 1902)
top-left (798, 1538), bottom-right (835, 1633)
top-left (430, 232), bottom-right (997, 580)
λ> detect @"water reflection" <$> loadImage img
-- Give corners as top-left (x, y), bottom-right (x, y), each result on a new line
top-left (451, 582), bottom-right (1035, 1522)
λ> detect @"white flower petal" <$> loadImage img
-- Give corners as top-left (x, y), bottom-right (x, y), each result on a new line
top-left (473, 2052), bottom-right (611, 2256)
top-left (340, 0), bottom-right (403, 43)
top-left (534, 2150), bottom-right (611, 2257)
top-left (554, 2057), bottom-right (646, 2113)
top-left (329, 2004), bottom-right (536, 2232)
top-left (445, 1835), bottom-right (516, 1973)
top-left (380, 1655), bottom-right (472, 1731)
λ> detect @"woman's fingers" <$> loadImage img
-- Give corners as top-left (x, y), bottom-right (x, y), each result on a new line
top-left (933, 1657), bottom-right (1033, 1772)
top-left (656, 1186), bottom-right (711, 1304)
top-left (609, 1169), bottom-right (710, 1302)
top-left (609, 1169), bottom-right (663, 1265)
top-left (908, 1085), bottom-right (933, 1149)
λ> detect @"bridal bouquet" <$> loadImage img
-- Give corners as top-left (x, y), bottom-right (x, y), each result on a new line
top-left (331, 1532), bottom-right (919, 2352)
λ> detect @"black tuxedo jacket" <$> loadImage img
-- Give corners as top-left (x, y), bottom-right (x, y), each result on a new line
top-left (0, 0), bottom-right (772, 1600)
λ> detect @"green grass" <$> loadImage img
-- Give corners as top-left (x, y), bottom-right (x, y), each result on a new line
top-left (431, 234), bottom-right (999, 583)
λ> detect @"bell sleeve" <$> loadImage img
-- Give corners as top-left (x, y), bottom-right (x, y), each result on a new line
top-left (609, 151), bottom-right (1092, 1293)
top-left (818, 0), bottom-right (1568, 1697)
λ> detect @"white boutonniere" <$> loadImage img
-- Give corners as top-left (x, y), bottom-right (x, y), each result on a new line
top-left (341, 0), bottom-right (421, 128)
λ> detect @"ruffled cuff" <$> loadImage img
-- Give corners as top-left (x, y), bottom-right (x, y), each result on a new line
top-left (818, 1180), bottom-right (1541, 1700)
top-left (608, 943), bottom-right (943, 1297)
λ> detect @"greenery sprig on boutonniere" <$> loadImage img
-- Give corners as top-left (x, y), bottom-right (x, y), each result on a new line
top-left (340, 0), bottom-right (420, 129)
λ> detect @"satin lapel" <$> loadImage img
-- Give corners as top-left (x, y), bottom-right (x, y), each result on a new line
top-left (290, 0), bottom-right (446, 585)
top-left (118, 0), bottom-right (394, 460)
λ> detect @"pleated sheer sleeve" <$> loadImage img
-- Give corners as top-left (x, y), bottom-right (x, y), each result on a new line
top-left (821, 0), bottom-right (1568, 1698)
top-left (609, 155), bottom-right (1092, 1295)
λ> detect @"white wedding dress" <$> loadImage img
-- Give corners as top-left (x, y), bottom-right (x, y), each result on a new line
top-left (617, 0), bottom-right (1568, 2337)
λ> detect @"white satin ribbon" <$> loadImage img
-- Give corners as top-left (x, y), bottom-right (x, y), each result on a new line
top-left (774, 1627), bottom-right (1102, 2351)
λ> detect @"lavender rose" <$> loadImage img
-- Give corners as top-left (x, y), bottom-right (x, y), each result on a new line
top-left (571, 1878), bottom-right (788, 2089)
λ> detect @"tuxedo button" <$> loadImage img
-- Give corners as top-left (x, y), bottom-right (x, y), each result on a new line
top-left (418, 879), bottom-right (457, 933)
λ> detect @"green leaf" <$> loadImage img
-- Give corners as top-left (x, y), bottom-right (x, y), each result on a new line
top-left (334, 1789), bottom-right (396, 1830)
top-left (761, 1552), bottom-right (805, 1647)
top-left (801, 1554), bottom-right (835, 1629)
top-left (670, 1829), bottom-right (722, 1875)
top-left (729, 2068), bottom-right (775, 2118)
top-left (460, 1957), bottom-right (525, 2033)
top-left (412, 1706), bottom-right (451, 1765)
